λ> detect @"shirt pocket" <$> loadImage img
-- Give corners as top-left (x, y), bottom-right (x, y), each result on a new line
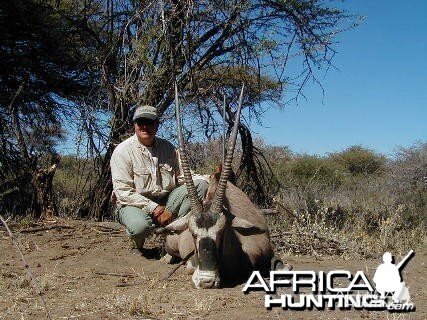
top-left (133, 168), bottom-right (151, 194)
top-left (160, 163), bottom-right (175, 191)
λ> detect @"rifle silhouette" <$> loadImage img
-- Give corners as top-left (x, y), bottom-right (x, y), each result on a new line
top-left (396, 250), bottom-right (414, 270)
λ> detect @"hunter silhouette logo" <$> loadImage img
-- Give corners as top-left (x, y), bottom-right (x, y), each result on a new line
top-left (243, 250), bottom-right (416, 312)
top-left (373, 250), bottom-right (413, 303)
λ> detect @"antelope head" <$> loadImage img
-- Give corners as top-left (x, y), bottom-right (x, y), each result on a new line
top-left (166, 83), bottom-right (244, 289)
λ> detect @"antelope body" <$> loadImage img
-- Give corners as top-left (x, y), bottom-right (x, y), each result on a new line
top-left (164, 177), bottom-right (275, 288)
top-left (162, 84), bottom-right (281, 289)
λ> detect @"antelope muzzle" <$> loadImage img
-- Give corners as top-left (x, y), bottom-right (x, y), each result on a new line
top-left (192, 237), bottom-right (220, 288)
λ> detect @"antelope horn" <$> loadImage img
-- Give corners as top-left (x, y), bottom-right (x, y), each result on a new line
top-left (211, 84), bottom-right (244, 213)
top-left (175, 82), bottom-right (203, 214)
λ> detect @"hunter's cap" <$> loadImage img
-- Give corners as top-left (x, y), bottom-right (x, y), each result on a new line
top-left (133, 105), bottom-right (158, 121)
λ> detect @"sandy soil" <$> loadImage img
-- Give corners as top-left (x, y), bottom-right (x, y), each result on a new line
top-left (0, 219), bottom-right (425, 320)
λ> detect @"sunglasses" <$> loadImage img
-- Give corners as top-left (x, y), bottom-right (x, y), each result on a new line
top-left (134, 118), bottom-right (158, 126)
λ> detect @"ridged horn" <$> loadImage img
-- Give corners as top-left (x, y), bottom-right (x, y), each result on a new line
top-left (211, 84), bottom-right (244, 213)
top-left (175, 82), bottom-right (203, 214)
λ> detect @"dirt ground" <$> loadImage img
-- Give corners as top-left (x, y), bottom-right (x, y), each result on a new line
top-left (0, 218), bottom-right (425, 320)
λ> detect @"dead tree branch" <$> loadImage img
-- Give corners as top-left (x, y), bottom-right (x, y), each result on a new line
top-left (19, 224), bottom-right (75, 234)
top-left (8, 81), bottom-right (31, 166)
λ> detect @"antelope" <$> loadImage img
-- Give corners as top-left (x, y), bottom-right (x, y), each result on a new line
top-left (159, 84), bottom-right (287, 289)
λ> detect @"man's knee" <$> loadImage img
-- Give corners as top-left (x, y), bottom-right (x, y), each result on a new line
top-left (118, 206), bottom-right (153, 238)
top-left (127, 219), bottom-right (153, 238)
top-left (194, 179), bottom-right (208, 198)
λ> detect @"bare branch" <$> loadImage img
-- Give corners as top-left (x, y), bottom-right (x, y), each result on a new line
top-left (8, 81), bottom-right (31, 166)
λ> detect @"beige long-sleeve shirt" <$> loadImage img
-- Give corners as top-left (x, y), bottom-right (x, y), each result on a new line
top-left (110, 134), bottom-right (181, 213)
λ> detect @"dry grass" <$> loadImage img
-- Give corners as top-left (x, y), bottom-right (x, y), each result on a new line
top-left (269, 188), bottom-right (425, 259)
top-left (266, 143), bottom-right (426, 259)
top-left (105, 293), bottom-right (153, 317)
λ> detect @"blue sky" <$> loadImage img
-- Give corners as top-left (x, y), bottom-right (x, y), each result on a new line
top-left (250, 0), bottom-right (427, 156)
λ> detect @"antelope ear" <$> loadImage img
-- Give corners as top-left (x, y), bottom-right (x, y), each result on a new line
top-left (165, 215), bottom-right (190, 232)
top-left (231, 216), bottom-right (266, 233)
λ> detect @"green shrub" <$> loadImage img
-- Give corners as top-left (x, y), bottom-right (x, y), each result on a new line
top-left (331, 145), bottom-right (386, 175)
top-left (53, 155), bottom-right (96, 216)
top-left (273, 154), bottom-right (345, 188)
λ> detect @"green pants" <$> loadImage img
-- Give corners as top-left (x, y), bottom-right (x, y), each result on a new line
top-left (117, 179), bottom-right (208, 249)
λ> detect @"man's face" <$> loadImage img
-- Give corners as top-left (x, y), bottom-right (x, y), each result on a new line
top-left (134, 118), bottom-right (159, 146)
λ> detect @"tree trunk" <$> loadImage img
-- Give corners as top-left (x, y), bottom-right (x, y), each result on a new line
top-left (85, 149), bottom-right (114, 220)
top-left (32, 157), bottom-right (60, 220)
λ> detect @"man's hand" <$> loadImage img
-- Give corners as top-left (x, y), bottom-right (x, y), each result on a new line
top-left (152, 205), bottom-right (173, 226)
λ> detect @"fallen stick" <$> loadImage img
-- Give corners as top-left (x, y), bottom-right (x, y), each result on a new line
top-left (161, 251), bottom-right (194, 282)
top-left (90, 227), bottom-right (122, 235)
top-left (94, 271), bottom-right (136, 278)
top-left (49, 251), bottom-right (78, 261)
top-left (161, 259), bottom-right (187, 282)
top-left (260, 208), bottom-right (279, 215)
top-left (53, 233), bottom-right (77, 239)
top-left (20, 225), bottom-right (75, 233)
top-left (0, 215), bottom-right (52, 320)
top-left (115, 253), bottom-right (194, 287)
top-left (92, 224), bottom-right (122, 231)
top-left (115, 281), bottom-right (145, 287)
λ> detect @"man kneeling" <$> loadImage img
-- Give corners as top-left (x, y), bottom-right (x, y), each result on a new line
top-left (110, 105), bottom-right (207, 254)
